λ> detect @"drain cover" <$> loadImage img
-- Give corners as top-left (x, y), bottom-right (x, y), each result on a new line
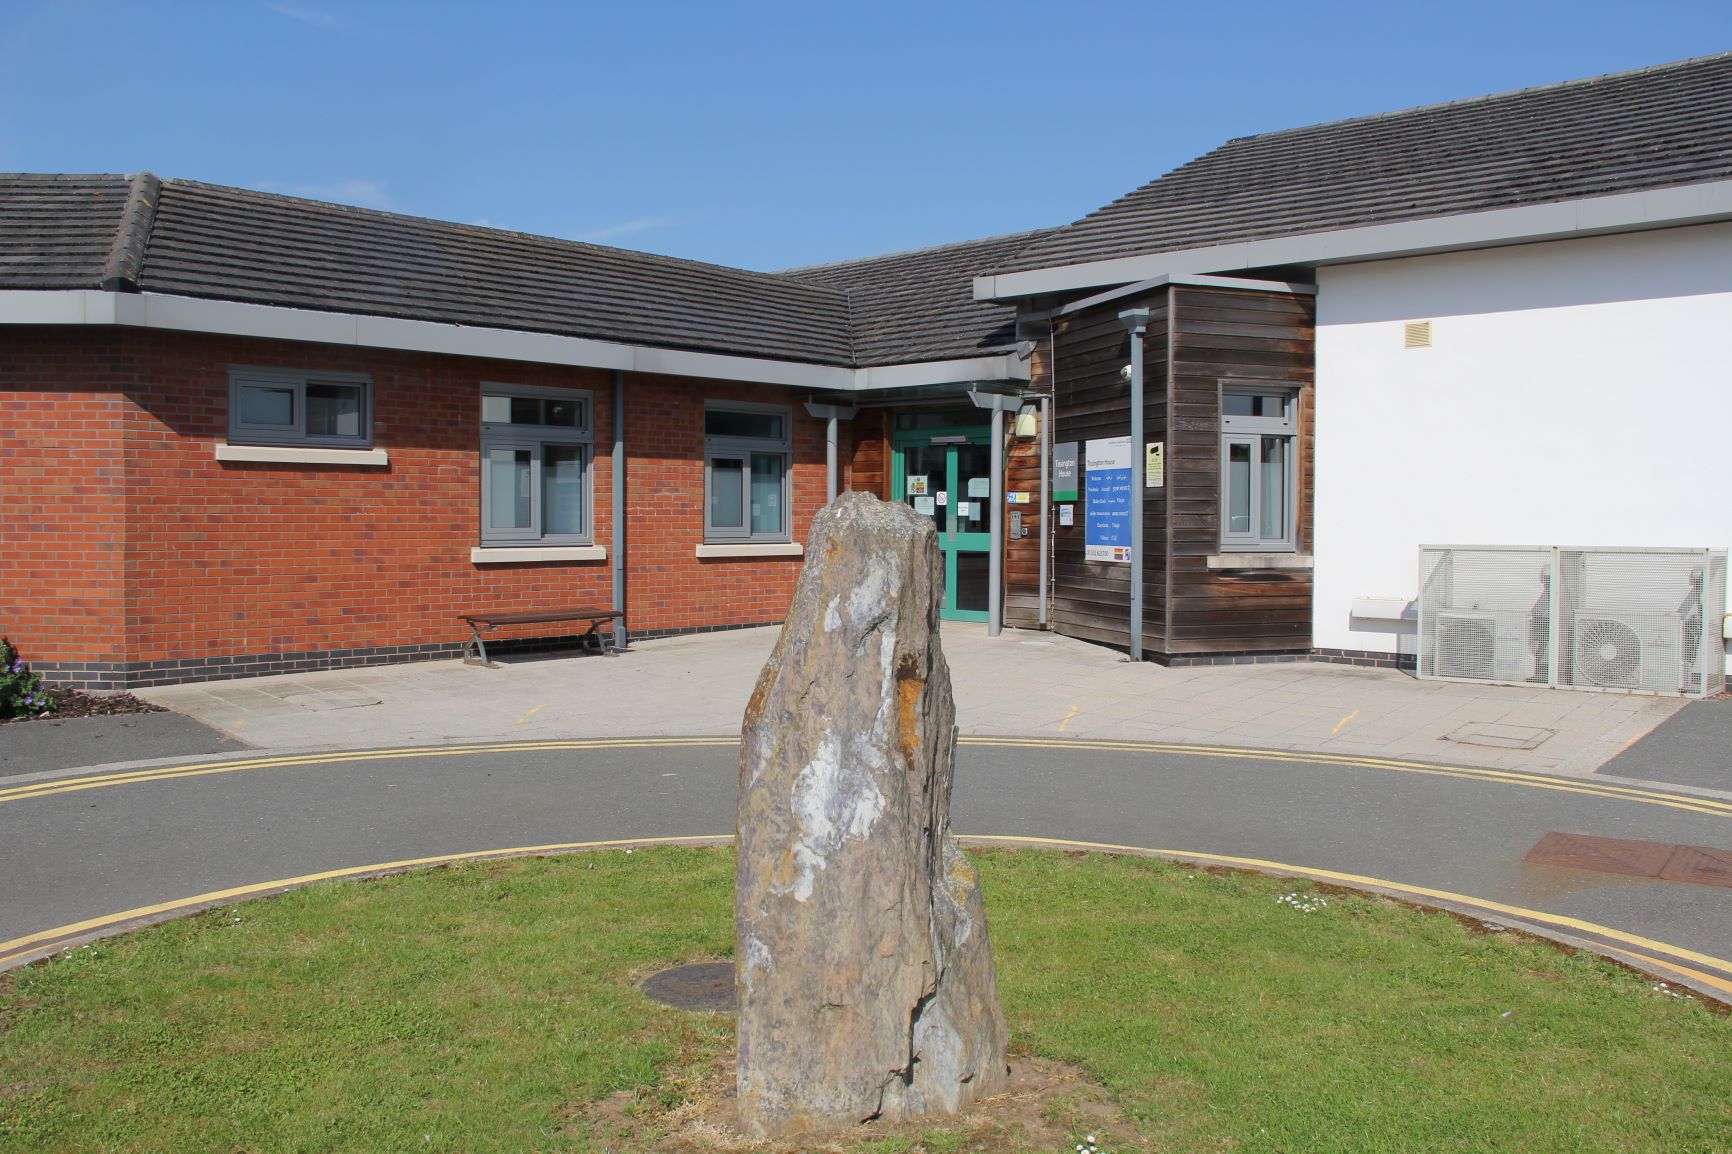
top-left (641, 962), bottom-right (735, 1012)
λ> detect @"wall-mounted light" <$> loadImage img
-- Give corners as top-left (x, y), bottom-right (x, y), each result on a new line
top-left (1013, 403), bottom-right (1039, 439)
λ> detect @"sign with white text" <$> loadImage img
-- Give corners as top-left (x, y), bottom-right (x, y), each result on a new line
top-left (1085, 436), bottom-right (1132, 563)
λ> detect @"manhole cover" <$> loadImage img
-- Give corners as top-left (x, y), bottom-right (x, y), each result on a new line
top-left (1445, 722), bottom-right (1554, 750)
top-left (641, 962), bottom-right (735, 1012)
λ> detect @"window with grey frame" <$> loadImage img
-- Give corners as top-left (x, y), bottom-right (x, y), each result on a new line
top-left (229, 367), bottom-right (372, 448)
top-left (1219, 387), bottom-right (1297, 551)
top-left (479, 385), bottom-right (593, 546)
top-left (704, 403), bottom-right (791, 542)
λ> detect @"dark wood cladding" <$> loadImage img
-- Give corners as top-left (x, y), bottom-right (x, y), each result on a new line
top-left (1040, 282), bottom-right (1315, 657)
top-left (1047, 291), bottom-right (1170, 651)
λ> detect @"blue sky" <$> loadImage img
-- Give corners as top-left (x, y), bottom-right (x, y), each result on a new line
top-left (2, 1), bottom-right (1728, 270)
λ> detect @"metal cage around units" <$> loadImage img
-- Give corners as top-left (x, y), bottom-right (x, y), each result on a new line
top-left (1417, 545), bottom-right (1728, 698)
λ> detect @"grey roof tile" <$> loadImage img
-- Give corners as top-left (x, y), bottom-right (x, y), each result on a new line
top-left (0, 173), bottom-right (133, 289)
top-left (138, 181), bottom-right (854, 365)
top-left (778, 229), bottom-right (1054, 366)
top-left (998, 53), bottom-right (1732, 276)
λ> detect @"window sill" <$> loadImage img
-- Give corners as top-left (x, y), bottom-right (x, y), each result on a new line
top-left (216, 443), bottom-right (388, 466)
top-left (1207, 553), bottom-right (1314, 571)
top-left (470, 546), bottom-right (607, 564)
top-left (695, 543), bottom-right (804, 559)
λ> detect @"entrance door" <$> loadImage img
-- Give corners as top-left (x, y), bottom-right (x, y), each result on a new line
top-left (892, 428), bottom-right (993, 622)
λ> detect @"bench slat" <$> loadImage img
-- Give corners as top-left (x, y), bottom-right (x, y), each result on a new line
top-left (460, 608), bottom-right (622, 628)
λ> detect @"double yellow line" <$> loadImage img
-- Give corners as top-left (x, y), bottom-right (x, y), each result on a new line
top-left (0, 736), bottom-right (741, 807)
top-left (5, 735), bottom-right (1731, 819)
top-left (969, 737), bottom-right (1732, 819)
top-left (4, 833), bottom-right (1729, 1000)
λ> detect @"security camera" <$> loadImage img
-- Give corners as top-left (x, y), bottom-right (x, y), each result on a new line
top-left (1119, 364), bottom-right (1133, 382)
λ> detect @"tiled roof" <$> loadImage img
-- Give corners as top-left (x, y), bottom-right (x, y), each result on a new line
top-left (0, 174), bottom-right (1026, 369)
top-left (141, 180), bottom-right (855, 365)
top-left (777, 229), bottom-right (1054, 366)
top-left (0, 173), bottom-right (134, 289)
top-left (1, 174), bottom-right (858, 367)
top-left (998, 52), bottom-right (1732, 275)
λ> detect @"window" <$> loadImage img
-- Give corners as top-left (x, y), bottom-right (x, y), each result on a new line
top-left (229, 367), bottom-right (371, 448)
top-left (1219, 387), bottom-right (1296, 551)
top-left (480, 384), bottom-right (592, 545)
top-left (705, 402), bottom-right (790, 542)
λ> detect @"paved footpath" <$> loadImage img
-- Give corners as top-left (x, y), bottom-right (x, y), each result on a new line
top-left (2, 626), bottom-right (1729, 1001)
top-left (134, 624), bottom-right (1684, 778)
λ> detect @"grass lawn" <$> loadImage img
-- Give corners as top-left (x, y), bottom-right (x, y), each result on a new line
top-left (1, 846), bottom-right (1727, 1153)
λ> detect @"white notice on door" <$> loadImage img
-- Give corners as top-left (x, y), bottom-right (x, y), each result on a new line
top-left (906, 474), bottom-right (928, 496)
top-left (913, 495), bottom-right (936, 516)
top-left (936, 491), bottom-right (948, 506)
top-left (967, 477), bottom-right (990, 498)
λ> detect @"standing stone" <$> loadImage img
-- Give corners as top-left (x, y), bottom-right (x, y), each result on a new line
top-left (735, 491), bottom-right (1008, 1138)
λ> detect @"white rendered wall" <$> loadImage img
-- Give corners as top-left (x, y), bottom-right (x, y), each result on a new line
top-left (1314, 222), bottom-right (1732, 672)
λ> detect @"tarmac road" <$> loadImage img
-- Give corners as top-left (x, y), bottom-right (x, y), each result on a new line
top-left (4, 736), bottom-right (1732, 997)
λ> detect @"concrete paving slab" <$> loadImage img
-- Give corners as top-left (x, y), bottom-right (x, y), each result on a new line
top-left (128, 623), bottom-right (1693, 777)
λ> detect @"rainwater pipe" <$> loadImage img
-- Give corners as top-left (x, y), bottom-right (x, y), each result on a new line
top-left (803, 401), bottom-right (858, 503)
top-left (611, 370), bottom-right (628, 649)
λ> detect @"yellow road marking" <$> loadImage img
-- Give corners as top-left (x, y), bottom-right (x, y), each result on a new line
top-left (1331, 709), bottom-right (1359, 736)
top-left (513, 704), bottom-right (545, 726)
top-left (4, 735), bottom-right (1730, 820)
top-left (1057, 705), bottom-right (1080, 732)
top-left (965, 835), bottom-right (1732, 976)
top-left (0, 834), bottom-right (733, 966)
top-left (0, 737), bottom-right (740, 806)
top-left (4, 835), bottom-right (1728, 1000)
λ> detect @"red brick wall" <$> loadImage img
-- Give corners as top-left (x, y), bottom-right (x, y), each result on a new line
top-left (0, 331), bottom-right (129, 670)
top-left (2, 328), bottom-right (839, 685)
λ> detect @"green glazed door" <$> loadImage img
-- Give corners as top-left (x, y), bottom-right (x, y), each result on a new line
top-left (892, 430), bottom-right (993, 622)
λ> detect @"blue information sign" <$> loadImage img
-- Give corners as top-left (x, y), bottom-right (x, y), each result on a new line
top-left (1084, 436), bottom-right (1133, 563)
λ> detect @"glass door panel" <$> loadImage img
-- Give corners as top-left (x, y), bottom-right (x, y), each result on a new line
top-left (898, 443), bottom-right (946, 536)
top-left (893, 429), bottom-right (992, 622)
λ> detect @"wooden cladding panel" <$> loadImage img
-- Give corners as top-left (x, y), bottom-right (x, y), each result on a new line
top-left (1162, 285), bottom-right (1315, 655)
top-left (847, 408), bottom-right (889, 500)
top-left (1042, 283), bottom-right (1316, 659)
top-left (1049, 291), bottom-right (1170, 653)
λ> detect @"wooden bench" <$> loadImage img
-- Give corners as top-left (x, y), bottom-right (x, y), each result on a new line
top-left (458, 607), bottom-right (625, 666)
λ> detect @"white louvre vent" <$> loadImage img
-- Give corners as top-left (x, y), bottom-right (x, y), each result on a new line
top-left (1418, 546), bottom-right (1726, 698)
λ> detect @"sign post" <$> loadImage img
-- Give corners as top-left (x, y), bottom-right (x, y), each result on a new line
top-left (1119, 308), bottom-right (1151, 661)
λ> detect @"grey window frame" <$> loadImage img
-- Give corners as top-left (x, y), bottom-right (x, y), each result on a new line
top-left (704, 400), bottom-right (793, 543)
top-left (228, 366), bottom-right (373, 448)
top-left (1218, 385), bottom-right (1297, 552)
top-left (479, 383), bottom-right (594, 547)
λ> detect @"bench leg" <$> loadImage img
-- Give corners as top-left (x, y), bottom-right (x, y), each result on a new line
top-left (580, 618), bottom-right (617, 657)
top-left (464, 622), bottom-right (496, 667)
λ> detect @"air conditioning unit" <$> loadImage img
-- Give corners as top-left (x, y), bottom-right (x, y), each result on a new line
top-left (1572, 612), bottom-right (1686, 693)
top-left (1435, 609), bottom-right (1534, 683)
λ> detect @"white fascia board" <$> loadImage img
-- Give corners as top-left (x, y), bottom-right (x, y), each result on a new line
top-left (973, 178), bottom-right (1732, 300)
top-left (1055, 273), bottom-right (1317, 317)
top-left (853, 353), bottom-right (1028, 391)
top-left (3, 290), bottom-right (859, 390)
top-left (0, 290), bottom-right (1021, 392)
